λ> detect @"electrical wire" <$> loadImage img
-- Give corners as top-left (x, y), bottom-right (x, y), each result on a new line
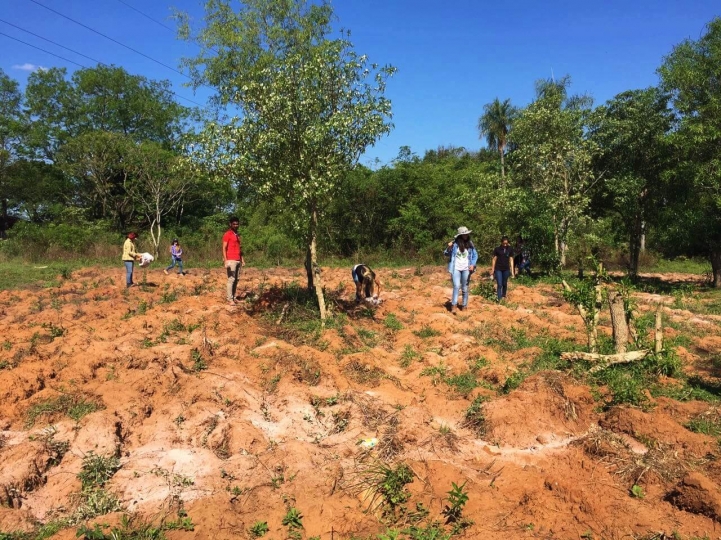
top-left (112, 0), bottom-right (220, 55)
top-left (113, 0), bottom-right (175, 32)
top-left (27, 0), bottom-right (193, 81)
top-left (0, 17), bottom-right (104, 66)
top-left (0, 31), bottom-right (85, 68)
top-left (0, 27), bottom-right (205, 107)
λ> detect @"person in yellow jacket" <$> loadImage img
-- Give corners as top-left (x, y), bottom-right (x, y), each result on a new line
top-left (122, 232), bottom-right (141, 288)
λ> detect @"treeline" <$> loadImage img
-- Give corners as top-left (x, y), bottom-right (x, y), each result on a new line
top-left (1, 17), bottom-right (720, 286)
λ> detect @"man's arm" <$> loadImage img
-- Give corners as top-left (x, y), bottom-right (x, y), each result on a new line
top-left (491, 255), bottom-right (497, 276)
top-left (222, 240), bottom-right (228, 264)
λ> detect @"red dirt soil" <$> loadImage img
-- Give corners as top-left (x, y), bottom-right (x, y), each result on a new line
top-left (1, 266), bottom-right (721, 539)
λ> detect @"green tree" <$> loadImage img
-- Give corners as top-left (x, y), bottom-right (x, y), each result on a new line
top-left (658, 18), bottom-right (721, 287)
top-left (178, 0), bottom-right (396, 319)
top-left (510, 76), bottom-right (599, 267)
top-left (56, 131), bottom-right (136, 229)
top-left (127, 142), bottom-right (193, 256)
top-left (589, 88), bottom-right (673, 277)
top-left (477, 98), bottom-right (517, 180)
top-left (0, 69), bottom-right (26, 238)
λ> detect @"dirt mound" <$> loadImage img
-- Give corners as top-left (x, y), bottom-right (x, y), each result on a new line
top-left (667, 472), bottom-right (721, 521)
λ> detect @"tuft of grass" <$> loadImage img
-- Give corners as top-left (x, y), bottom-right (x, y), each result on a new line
top-left (384, 313), bottom-right (404, 331)
top-left (399, 345), bottom-right (421, 368)
top-left (413, 325), bottom-right (441, 339)
top-left (25, 394), bottom-right (102, 427)
top-left (685, 409), bottom-right (721, 437)
top-left (352, 462), bottom-right (414, 519)
top-left (76, 515), bottom-right (165, 540)
top-left (356, 328), bottom-right (379, 348)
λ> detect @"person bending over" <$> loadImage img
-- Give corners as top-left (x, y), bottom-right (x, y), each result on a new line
top-left (352, 264), bottom-right (381, 304)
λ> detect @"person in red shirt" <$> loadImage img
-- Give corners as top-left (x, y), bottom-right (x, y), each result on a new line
top-left (222, 216), bottom-right (245, 304)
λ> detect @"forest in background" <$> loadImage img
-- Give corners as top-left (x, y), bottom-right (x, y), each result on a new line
top-left (1, 4), bottom-right (720, 288)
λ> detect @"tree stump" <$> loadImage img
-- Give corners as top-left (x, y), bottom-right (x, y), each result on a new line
top-left (608, 291), bottom-right (629, 354)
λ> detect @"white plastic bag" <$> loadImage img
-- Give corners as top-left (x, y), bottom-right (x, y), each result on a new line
top-left (138, 252), bottom-right (154, 267)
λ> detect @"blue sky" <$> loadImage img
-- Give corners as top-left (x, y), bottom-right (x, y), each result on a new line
top-left (2, 0), bottom-right (719, 165)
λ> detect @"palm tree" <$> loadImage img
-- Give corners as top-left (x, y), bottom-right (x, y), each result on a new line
top-left (478, 98), bottom-right (517, 180)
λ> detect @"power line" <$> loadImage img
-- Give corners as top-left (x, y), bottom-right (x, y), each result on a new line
top-left (28, 0), bottom-right (193, 81)
top-left (113, 0), bottom-right (174, 32)
top-left (113, 0), bottom-right (220, 55)
top-left (0, 26), bottom-right (204, 107)
top-left (0, 31), bottom-right (85, 68)
top-left (0, 18), bottom-right (102, 66)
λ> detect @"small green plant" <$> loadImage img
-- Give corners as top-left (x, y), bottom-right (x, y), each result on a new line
top-left (162, 516), bottom-right (194, 532)
top-left (442, 481), bottom-right (469, 524)
top-left (2, 340), bottom-right (11, 350)
top-left (631, 484), bottom-right (645, 499)
top-left (159, 290), bottom-right (178, 304)
top-left (413, 325), bottom-right (441, 339)
top-left (191, 349), bottom-right (208, 371)
top-left (77, 452), bottom-right (121, 489)
top-left (384, 313), bottom-right (404, 331)
top-left (249, 521), bottom-right (269, 538)
top-left (282, 507), bottom-right (303, 539)
top-left (460, 395), bottom-right (488, 437)
top-left (501, 371), bottom-right (526, 394)
top-left (471, 280), bottom-right (496, 301)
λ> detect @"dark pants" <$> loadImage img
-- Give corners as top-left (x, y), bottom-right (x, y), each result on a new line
top-left (494, 269), bottom-right (511, 300)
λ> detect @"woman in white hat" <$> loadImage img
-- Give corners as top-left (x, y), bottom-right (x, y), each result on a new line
top-left (444, 226), bottom-right (478, 312)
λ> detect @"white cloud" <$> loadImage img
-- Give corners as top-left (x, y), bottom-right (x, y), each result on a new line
top-left (12, 63), bottom-right (47, 72)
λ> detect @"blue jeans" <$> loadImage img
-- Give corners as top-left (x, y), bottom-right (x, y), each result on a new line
top-left (494, 270), bottom-right (511, 300)
top-left (124, 261), bottom-right (134, 287)
top-left (451, 269), bottom-right (470, 307)
top-left (166, 257), bottom-right (184, 274)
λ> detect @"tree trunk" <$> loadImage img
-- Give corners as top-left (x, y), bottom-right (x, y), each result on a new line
top-left (640, 221), bottom-right (646, 253)
top-left (0, 197), bottom-right (7, 240)
top-left (304, 245), bottom-right (314, 291)
top-left (608, 291), bottom-right (629, 354)
top-left (560, 240), bottom-right (567, 267)
top-left (711, 246), bottom-right (721, 289)
top-left (499, 146), bottom-right (505, 183)
top-left (629, 212), bottom-right (643, 279)
top-left (655, 307), bottom-right (663, 354)
top-left (308, 205), bottom-right (327, 322)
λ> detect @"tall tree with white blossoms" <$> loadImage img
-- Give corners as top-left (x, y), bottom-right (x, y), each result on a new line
top-left (177, 0), bottom-right (395, 320)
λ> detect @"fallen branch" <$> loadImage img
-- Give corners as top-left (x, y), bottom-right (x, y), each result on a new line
top-left (561, 350), bottom-right (650, 373)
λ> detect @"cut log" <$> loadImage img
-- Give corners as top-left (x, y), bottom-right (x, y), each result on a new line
top-left (608, 291), bottom-right (629, 354)
top-left (561, 350), bottom-right (650, 373)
